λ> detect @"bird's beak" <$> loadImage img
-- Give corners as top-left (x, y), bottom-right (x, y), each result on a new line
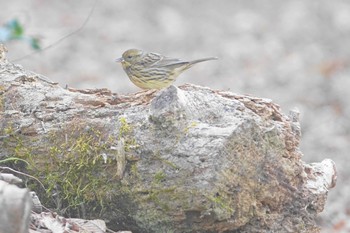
top-left (115, 57), bottom-right (124, 62)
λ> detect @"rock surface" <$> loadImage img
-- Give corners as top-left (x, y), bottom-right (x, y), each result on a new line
top-left (0, 179), bottom-right (32, 233)
top-left (0, 57), bottom-right (337, 232)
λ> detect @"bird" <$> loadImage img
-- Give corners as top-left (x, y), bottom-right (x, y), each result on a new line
top-left (115, 49), bottom-right (217, 90)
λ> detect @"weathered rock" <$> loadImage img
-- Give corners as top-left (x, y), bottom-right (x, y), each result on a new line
top-left (29, 212), bottom-right (107, 233)
top-left (0, 56), bottom-right (336, 233)
top-left (0, 180), bottom-right (32, 233)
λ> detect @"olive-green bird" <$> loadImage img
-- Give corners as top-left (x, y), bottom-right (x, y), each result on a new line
top-left (115, 49), bottom-right (217, 90)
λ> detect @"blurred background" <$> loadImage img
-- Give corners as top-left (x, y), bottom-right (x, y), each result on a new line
top-left (1, 0), bottom-right (349, 231)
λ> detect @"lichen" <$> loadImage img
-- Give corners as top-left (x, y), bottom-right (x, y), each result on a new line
top-left (183, 121), bottom-right (198, 134)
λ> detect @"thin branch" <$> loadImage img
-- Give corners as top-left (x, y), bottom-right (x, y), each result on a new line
top-left (12, 0), bottom-right (98, 62)
top-left (0, 166), bottom-right (46, 190)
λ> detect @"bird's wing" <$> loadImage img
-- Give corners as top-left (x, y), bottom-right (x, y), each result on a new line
top-left (139, 52), bottom-right (163, 66)
top-left (156, 57), bottom-right (188, 68)
top-left (143, 53), bottom-right (184, 67)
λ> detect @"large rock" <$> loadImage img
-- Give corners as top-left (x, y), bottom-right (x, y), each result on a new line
top-left (0, 51), bottom-right (336, 232)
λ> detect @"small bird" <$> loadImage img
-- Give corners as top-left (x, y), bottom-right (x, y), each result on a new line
top-left (115, 49), bottom-right (217, 90)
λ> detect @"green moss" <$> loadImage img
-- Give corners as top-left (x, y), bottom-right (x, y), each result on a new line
top-left (119, 116), bottom-right (132, 138)
top-left (153, 151), bottom-right (179, 169)
top-left (206, 193), bottom-right (234, 214)
top-left (0, 121), bottom-right (135, 217)
top-left (153, 170), bottom-right (166, 184)
top-left (118, 116), bottom-right (138, 153)
top-left (0, 114), bottom-right (193, 231)
top-left (3, 125), bottom-right (15, 135)
top-left (0, 85), bottom-right (5, 112)
top-left (0, 118), bottom-right (179, 230)
top-left (138, 186), bottom-right (176, 212)
top-left (130, 163), bottom-right (140, 178)
top-left (134, 207), bottom-right (175, 233)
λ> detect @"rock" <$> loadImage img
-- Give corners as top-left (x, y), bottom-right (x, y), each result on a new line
top-left (0, 57), bottom-right (336, 233)
top-left (29, 212), bottom-right (107, 233)
top-left (0, 180), bottom-right (32, 233)
top-left (0, 172), bottom-right (23, 184)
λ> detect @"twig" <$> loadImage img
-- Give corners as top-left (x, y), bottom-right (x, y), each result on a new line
top-left (12, 0), bottom-right (98, 62)
top-left (0, 166), bottom-right (46, 190)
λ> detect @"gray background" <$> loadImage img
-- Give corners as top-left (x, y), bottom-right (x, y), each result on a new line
top-left (2, 0), bottom-right (349, 231)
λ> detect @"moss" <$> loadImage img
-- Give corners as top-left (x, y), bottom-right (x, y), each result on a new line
top-left (3, 125), bottom-right (14, 135)
top-left (118, 116), bottom-right (139, 153)
top-left (134, 207), bottom-right (175, 233)
top-left (143, 186), bottom-right (176, 211)
top-left (41, 125), bottom-right (119, 215)
top-left (119, 116), bottom-right (132, 137)
top-left (0, 115), bottom-right (197, 231)
top-left (130, 163), bottom-right (140, 179)
top-left (152, 151), bottom-right (179, 169)
top-left (206, 193), bottom-right (234, 216)
top-left (0, 85), bottom-right (5, 112)
top-left (153, 170), bottom-right (166, 184)
top-left (0, 121), bottom-right (134, 217)
top-left (1, 117), bottom-right (182, 232)
top-left (132, 185), bottom-right (178, 232)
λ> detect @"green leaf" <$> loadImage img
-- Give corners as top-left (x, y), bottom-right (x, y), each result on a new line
top-left (6, 19), bottom-right (24, 38)
top-left (30, 37), bottom-right (41, 50)
top-left (0, 157), bottom-right (30, 165)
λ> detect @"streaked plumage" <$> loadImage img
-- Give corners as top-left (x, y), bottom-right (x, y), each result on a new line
top-left (115, 49), bottom-right (217, 89)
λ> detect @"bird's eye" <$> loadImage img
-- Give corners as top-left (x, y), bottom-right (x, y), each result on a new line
top-left (127, 55), bottom-right (132, 59)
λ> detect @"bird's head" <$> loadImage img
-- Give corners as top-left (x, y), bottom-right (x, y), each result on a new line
top-left (115, 49), bottom-right (143, 67)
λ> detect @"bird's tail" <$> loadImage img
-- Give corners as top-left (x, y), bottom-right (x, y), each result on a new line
top-left (163, 57), bottom-right (218, 72)
top-left (188, 57), bottom-right (218, 66)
